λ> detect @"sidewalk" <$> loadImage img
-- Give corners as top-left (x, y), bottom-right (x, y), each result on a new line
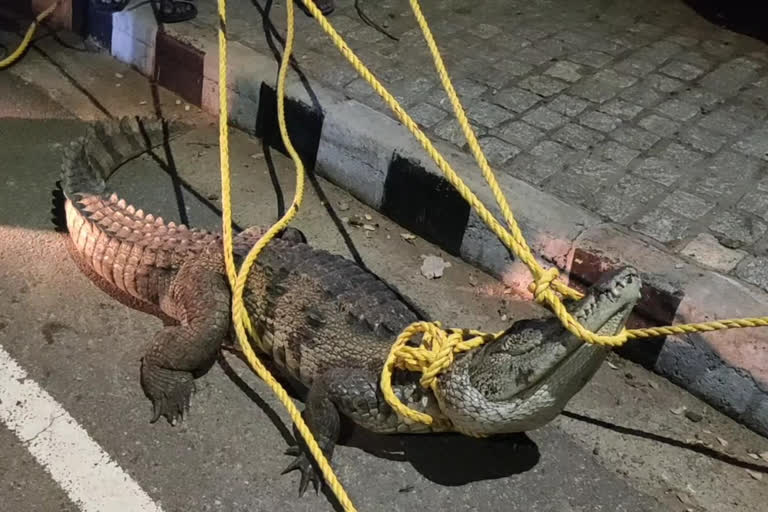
top-left (19, 0), bottom-right (768, 438)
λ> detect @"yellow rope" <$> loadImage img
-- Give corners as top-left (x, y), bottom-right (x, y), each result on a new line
top-left (290, 0), bottom-right (768, 427)
top-left (0, 1), bottom-right (60, 69)
top-left (216, 0), bottom-right (768, 501)
top-left (216, 0), bottom-right (356, 510)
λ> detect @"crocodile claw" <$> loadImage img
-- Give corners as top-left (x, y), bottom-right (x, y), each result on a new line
top-left (146, 376), bottom-right (194, 426)
top-left (282, 445), bottom-right (320, 496)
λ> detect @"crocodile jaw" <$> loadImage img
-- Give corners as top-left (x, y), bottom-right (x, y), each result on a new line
top-left (433, 267), bottom-right (642, 436)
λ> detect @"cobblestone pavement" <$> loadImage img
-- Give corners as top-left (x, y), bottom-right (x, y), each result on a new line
top-left (193, 0), bottom-right (768, 288)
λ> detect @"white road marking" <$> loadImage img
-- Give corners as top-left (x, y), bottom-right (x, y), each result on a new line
top-left (0, 344), bottom-right (164, 512)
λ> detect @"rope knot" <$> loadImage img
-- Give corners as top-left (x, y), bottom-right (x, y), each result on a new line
top-left (530, 267), bottom-right (561, 305)
top-left (380, 322), bottom-right (501, 427)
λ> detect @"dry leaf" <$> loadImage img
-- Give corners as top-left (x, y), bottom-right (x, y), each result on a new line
top-left (607, 362), bottom-right (619, 370)
top-left (401, 233), bottom-right (416, 243)
top-left (716, 437), bottom-right (728, 447)
top-left (760, 451), bottom-right (768, 462)
top-left (363, 224), bottom-right (377, 231)
top-left (364, 213), bottom-right (372, 221)
top-left (746, 469), bottom-right (763, 481)
top-left (747, 452), bottom-right (759, 460)
top-left (670, 406), bottom-right (686, 416)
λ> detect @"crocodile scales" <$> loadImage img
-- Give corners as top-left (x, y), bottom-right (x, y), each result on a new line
top-left (59, 116), bottom-right (643, 495)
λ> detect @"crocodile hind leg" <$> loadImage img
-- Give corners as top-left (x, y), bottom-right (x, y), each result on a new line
top-left (140, 259), bottom-right (231, 425)
top-left (283, 368), bottom-right (389, 496)
top-left (282, 371), bottom-right (346, 496)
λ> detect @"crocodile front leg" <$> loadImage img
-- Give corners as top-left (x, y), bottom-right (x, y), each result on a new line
top-left (140, 259), bottom-right (231, 425)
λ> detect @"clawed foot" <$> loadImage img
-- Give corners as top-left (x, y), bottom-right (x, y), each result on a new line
top-left (141, 363), bottom-right (196, 425)
top-left (281, 445), bottom-right (321, 496)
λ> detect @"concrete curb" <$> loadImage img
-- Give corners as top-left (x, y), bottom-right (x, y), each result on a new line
top-left (83, 4), bottom-right (767, 438)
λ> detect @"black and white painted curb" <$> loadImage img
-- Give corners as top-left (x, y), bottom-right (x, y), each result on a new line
top-left (80, 2), bottom-right (768, 437)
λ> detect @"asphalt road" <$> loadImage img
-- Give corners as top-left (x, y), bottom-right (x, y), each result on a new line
top-left (0, 31), bottom-right (767, 512)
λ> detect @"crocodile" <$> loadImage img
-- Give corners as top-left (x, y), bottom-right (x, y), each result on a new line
top-left (60, 116), bottom-right (643, 495)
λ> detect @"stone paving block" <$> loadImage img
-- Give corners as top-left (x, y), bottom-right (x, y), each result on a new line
top-left (594, 141), bottom-right (640, 167)
top-left (710, 210), bottom-right (767, 248)
top-left (733, 128), bottom-right (768, 161)
top-left (553, 123), bottom-right (606, 150)
top-left (544, 61), bottom-right (583, 83)
top-left (644, 74), bottom-right (685, 93)
top-left (681, 126), bottom-right (727, 154)
top-left (479, 136), bottom-right (521, 165)
top-left (498, 121), bottom-right (545, 149)
top-left (504, 153), bottom-right (563, 185)
top-left (518, 75), bottom-right (569, 97)
top-left (688, 152), bottom-right (762, 199)
top-left (534, 38), bottom-right (568, 58)
top-left (568, 157), bottom-right (620, 185)
top-left (587, 39), bottom-right (626, 57)
top-left (700, 58), bottom-right (762, 97)
top-left (632, 208), bottom-right (692, 243)
top-left (427, 78), bottom-right (488, 105)
top-left (514, 46), bottom-right (552, 66)
top-left (579, 110), bottom-right (622, 132)
top-left (468, 23), bottom-right (503, 40)
top-left (635, 41), bottom-right (682, 65)
top-left (735, 255), bottom-right (768, 292)
top-left (613, 57), bottom-right (657, 77)
top-left (529, 140), bottom-right (580, 163)
top-left (619, 84), bottom-right (664, 107)
top-left (523, 106), bottom-right (568, 131)
top-left (654, 98), bottom-right (700, 121)
top-left (676, 50), bottom-right (717, 71)
top-left (698, 109), bottom-right (751, 136)
top-left (739, 189), bottom-right (768, 221)
top-left (515, 26), bottom-right (551, 41)
top-left (466, 100), bottom-right (513, 128)
top-left (433, 118), bottom-right (485, 147)
top-left (631, 157), bottom-right (684, 186)
top-left (666, 34), bottom-right (699, 48)
top-left (701, 39), bottom-right (738, 59)
top-left (387, 76), bottom-right (436, 107)
top-left (638, 114), bottom-right (681, 137)
top-left (543, 172), bottom-right (598, 204)
top-left (593, 174), bottom-right (664, 222)
top-left (410, 102), bottom-right (449, 129)
top-left (610, 126), bottom-right (661, 151)
top-left (681, 233), bottom-right (747, 272)
top-left (659, 60), bottom-right (705, 81)
top-left (492, 59), bottom-right (535, 77)
top-left (547, 94), bottom-right (589, 117)
top-left (490, 86), bottom-right (541, 113)
top-left (675, 88), bottom-right (722, 107)
top-left (570, 69), bottom-right (637, 103)
top-left (598, 98), bottom-right (644, 120)
top-left (657, 142), bottom-right (705, 167)
top-left (554, 29), bottom-right (594, 49)
top-left (660, 191), bottom-right (714, 220)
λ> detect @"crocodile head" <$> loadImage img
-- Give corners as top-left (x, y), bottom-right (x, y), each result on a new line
top-left (433, 266), bottom-right (642, 436)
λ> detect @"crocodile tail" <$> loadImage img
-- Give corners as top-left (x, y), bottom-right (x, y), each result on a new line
top-left (60, 116), bottom-right (221, 305)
